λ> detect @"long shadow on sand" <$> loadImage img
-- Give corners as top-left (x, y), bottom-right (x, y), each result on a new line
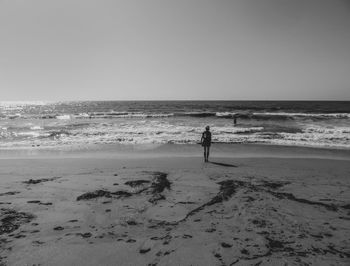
top-left (209, 161), bottom-right (237, 167)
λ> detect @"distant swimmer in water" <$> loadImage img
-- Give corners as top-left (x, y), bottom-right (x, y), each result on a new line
top-left (201, 126), bottom-right (212, 162)
top-left (233, 114), bottom-right (237, 125)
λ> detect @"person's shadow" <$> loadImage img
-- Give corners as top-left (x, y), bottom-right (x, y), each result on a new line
top-left (209, 161), bottom-right (237, 167)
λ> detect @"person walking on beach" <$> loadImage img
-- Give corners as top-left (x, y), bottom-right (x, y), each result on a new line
top-left (201, 126), bottom-right (212, 162)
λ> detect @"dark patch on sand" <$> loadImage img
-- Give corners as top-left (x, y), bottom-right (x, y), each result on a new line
top-left (126, 220), bottom-right (138, 226)
top-left (342, 204), bottom-right (350, 210)
top-left (27, 201), bottom-right (53, 206)
top-left (125, 180), bottom-right (150, 187)
top-left (23, 177), bottom-right (61, 185)
top-left (76, 189), bottom-right (132, 201)
top-left (149, 194), bottom-right (165, 204)
top-left (112, 191), bottom-right (133, 197)
top-left (251, 219), bottom-right (267, 228)
top-left (210, 162), bottom-right (237, 167)
top-left (77, 190), bottom-right (111, 201)
top-left (182, 180), bottom-right (239, 221)
top-left (260, 180), bottom-right (290, 189)
top-left (0, 191), bottom-right (20, 197)
top-left (221, 242), bottom-right (233, 248)
top-left (148, 172), bottom-right (171, 203)
top-left (266, 237), bottom-right (291, 251)
top-left (237, 235), bottom-right (350, 261)
top-left (326, 245), bottom-right (350, 258)
top-left (140, 247), bottom-right (151, 254)
top-left (267, 190), bottom-right (338, 211)
top-left (13, 234), bottom-right (26, 239)
top-left (216, 179), bottom-right (343, 212)
top-left (148, 180), bottom-right (240, 228)
top-left (77, 232), bottom-right (92, 238)
top-left (177, 201), bottom-right (196, 204)
top-left (150, 172), bottom-right (171, 194)
top-left (40, 202), bottom-right (53, 206)
top-left (32, 240), bottom-right (45, 245)
top-left (76, 172), bottom-right (170, 204)
top-left (0, 208), bottom-right (35, 235)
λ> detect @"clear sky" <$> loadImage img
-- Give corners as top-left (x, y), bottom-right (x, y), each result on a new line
top-left (1, 0), bottom-right (349, 101)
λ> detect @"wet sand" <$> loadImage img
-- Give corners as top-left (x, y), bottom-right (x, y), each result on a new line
top-left (0, 145), bottom-right (349, 265)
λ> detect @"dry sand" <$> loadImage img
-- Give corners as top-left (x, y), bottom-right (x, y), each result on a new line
top-left (0, 144), bottom-right (349, 266)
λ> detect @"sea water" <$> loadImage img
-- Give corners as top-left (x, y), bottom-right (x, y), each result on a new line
top-left (0, 101), bottom-right (349, 149)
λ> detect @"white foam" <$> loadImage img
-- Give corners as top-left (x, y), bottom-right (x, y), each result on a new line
top-left (30, 126), bottom-right (43, 130)
top-left (0, 117), bottom-right (349, 149)
top-left (215, 126), bottom-right (264, 134)
top-left (216, 112), bottom-right (237, 117)
top-left (56, 115), bottom-right (71, 120)
top-left (0, 101), bottom-right (49, 105)
top-left (74, 113), bottom-right (90, 118)
top-left (17, 131), bottom-right (42, 138)
top-left (85, 112), bottom-right (174, 119)
top-left (7, 113), bottom-right (22, 119)
top-left (253, 112), bottom-right (350, 119)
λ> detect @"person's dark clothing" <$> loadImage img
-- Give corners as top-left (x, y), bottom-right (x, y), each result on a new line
top-left (202, 131), bottom-right (211, 147)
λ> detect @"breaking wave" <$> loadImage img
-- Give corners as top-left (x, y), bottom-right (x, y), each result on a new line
top-left (1, 101), bottom-right (349, 149)
top-left (2, 110), bottom-right (349, 121)
top-left (1, 121), bottom-right (349, 149)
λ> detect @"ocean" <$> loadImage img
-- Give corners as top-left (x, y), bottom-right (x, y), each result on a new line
top-left (0, 101), bottom-right (349, 149)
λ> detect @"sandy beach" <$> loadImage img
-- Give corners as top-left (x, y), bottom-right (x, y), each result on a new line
top-left (0, 144), bottom-right (349, 266)
top-left (2, 0), bottom-right (350, 264)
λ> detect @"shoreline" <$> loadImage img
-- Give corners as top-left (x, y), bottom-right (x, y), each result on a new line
top-left (0, 143), bottom-right (349, 160)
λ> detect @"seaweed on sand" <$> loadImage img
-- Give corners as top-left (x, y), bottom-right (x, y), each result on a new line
top-left (0, 208), bottom-right (35, 235)
top-left (23, 177), bottom-right (61, 185)
top-left (76, 190), bottom-right (132, 201)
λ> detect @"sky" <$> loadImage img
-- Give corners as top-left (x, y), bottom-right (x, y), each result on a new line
top-left (1, 0), bottom-right (350, 101)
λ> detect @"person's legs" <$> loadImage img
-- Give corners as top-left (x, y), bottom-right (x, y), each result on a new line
top-left (206, 146), bottom-right (210, 162)
top-left (203, 146), bottom-right (209, 162)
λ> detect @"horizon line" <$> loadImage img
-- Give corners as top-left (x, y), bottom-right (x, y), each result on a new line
top-left (1, 99), bottom-right (350, 102)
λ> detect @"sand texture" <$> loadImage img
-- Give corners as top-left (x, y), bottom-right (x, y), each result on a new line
top-left (0, 152), bottom-right (350, 265)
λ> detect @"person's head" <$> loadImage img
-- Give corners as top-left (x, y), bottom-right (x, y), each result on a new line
top-left (205, 126), bottom-right (210, 131)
